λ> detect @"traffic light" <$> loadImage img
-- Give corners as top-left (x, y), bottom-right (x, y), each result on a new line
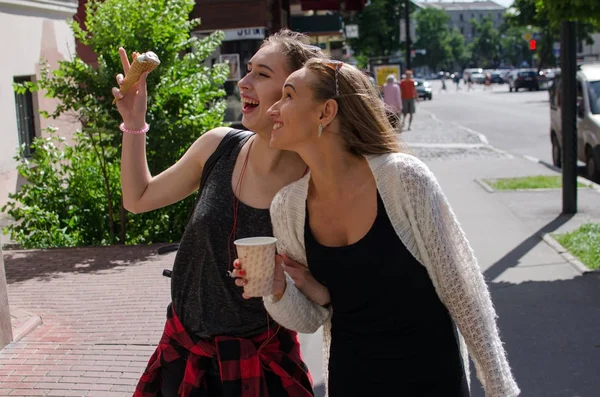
top-left (529, 39), bottom-right (537, 51)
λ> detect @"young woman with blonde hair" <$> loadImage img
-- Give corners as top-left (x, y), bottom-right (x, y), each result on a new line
top-left (113, 30), bottom-right (325, 397)
top-left (234, 59), bottom-right (520, 396)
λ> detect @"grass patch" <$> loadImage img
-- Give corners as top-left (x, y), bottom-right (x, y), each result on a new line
top-left (553, 223), bottom-right (600, 270)
top-left (484, 175), bottom-right (588, 190)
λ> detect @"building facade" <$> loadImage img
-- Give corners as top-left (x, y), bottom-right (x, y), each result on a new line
top-left (191, 0), bottom-right (291, 124)
top-left (417, 1), bottom-right (505, 43)
top-left (578, 33), bottom-right (600, 62)
top-left (0, 0), bottom-right (79, 209)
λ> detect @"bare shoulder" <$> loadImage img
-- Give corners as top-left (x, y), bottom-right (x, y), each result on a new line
top-left (187, 127), bottom-right (234, 168)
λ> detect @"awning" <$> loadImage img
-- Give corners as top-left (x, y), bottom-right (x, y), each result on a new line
top-left (300, 0), bottom-right (367, 11)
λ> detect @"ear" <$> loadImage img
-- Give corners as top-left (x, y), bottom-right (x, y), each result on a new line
top-left (319, 98), bottom-right (338, 127)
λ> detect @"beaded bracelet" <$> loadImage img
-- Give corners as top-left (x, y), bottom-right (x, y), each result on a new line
top-left (119, 122), bottom-right (149, 134)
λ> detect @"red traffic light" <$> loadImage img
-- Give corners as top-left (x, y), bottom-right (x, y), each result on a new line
top-left (529, 39), bottom-right (537, 51)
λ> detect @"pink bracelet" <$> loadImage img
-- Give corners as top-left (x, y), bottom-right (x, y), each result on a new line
top-left (119, 122), bottom-right (149, 134)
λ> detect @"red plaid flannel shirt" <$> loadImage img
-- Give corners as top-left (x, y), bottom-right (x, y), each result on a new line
top-left (134, 304), bottom-right (314, 397)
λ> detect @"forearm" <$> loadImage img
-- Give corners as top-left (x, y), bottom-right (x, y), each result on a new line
top-left (121, 133), bottom-right (152, 213)
top-left (264, 277), bottom-right (330, 334)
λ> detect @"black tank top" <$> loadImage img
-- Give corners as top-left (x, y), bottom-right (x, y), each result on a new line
top-left (305, 192), bottom-right (469, 396)
top-left (171, 133), bottom-right (275, 339)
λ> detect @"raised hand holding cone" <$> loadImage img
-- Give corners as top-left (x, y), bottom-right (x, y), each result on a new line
top-left (113, 51), bottom-right (160, 104)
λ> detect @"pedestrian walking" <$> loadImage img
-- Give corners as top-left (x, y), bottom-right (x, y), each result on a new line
top-left (112, 29), bottom-right (323, 397)
top-left (399, 70), bottom-right (418, 130)
top-left (484, 72), bottom-right (492, 91)
top-left (440, 76), bottom-right (447, 92)
top-left (382, 74), bottom-right (402, 132)
top-left (454, 73), bottom-right (461, 90)
top-left (232, 58), bottom-right (520, 397)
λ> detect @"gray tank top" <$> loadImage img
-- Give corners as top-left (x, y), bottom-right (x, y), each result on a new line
top-left (171, 133), bottom-right (275, 339)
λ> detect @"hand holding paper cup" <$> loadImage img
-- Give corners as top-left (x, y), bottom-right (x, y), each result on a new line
top-left (234, 237), bottom-right (277, 297)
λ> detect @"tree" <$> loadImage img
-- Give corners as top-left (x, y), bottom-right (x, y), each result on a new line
top-left (538, 0), bottom-right (600, 25)
top-left (3, 0), bottom-right (228, 248)
top-left (345, 0), bottom-right (405, 58)
top-left (508, 0), bottom-right (599, 69)
top-left (413, 8), bottom-right (452, 71)
top-left (448, 28), bottom-right (470, 70)
top-left (470, 16), bottom-right (502, 68)
top-left (499, 25), bottom-right (533, 68)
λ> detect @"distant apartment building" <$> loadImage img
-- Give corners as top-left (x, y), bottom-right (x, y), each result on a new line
top-left (416, 1), bottom-right (505, 43)
top-left (0, 0), bottom-right (79, 209)
top-left (578, 33), bottom-right (600, 62)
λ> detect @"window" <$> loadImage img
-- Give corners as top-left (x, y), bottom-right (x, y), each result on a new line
top-left (588, 81), bottom-right (600, 115)
top-left (13, 76), bottom-right (37, 157)
top-left (459, 13), bottom-right (463, 21)
top-left (460, 27), bottom-right (464, 34)
top-left (577, 80), bottom-right (584, 118)
top-left (472, 26), bottom-right (476, 36)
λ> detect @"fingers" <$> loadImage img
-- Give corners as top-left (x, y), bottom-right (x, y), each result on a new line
top-left (280, 254), bottom-right (303, 269)
top-left (116, 73), bottom-right (124, 86)
top-left (137, 72), bottom-right (148, 97)
top-left (111, 87), bottom-right (123, 101)
top-left (118, 47), bottom-right (131, 74)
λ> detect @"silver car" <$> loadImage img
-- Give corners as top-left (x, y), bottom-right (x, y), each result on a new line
top-left (550, 63), bottom-right (600, 181)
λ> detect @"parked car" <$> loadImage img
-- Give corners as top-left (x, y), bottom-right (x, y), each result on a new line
top-left (490, 70), bottom-right (505, 84)
top-left (462, 68), bottom-right (482, 84)
top-left (414, 79), bottom-right (433, 100)
top-left (506, 69), bottom-right (540, 92)
top-left (550, 63), bottom-right (600, 181)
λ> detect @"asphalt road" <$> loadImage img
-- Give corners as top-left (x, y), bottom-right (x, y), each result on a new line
top-left (418, 80), bottom-right (553, 163)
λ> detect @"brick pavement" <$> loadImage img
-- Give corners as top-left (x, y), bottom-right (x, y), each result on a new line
top-left (0, 245), bottom-right (173, 396)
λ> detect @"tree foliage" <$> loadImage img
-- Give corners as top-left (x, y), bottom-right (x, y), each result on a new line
top-left (3, 0), bottom-right (228, 248)
top-left (413, 8), bottom-right (452, 70)
top-left (345, 0), bottom-right (406, 58)
top-left (469, 16), bottom-right (502, 68)
top-left (537, 0), bottom-right (600, 25)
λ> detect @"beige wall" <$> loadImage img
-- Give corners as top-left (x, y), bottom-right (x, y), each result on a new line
top-left (0, 0), bottom-right (79, 208)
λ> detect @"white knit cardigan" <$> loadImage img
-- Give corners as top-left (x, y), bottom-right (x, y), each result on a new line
top-left (263, 152), bottom-right (519, 397)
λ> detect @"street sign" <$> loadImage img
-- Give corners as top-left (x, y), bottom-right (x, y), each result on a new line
top-left (345, 24), bottom-right (359, 39)
top-left (523, 32), bottom-right (532, 41)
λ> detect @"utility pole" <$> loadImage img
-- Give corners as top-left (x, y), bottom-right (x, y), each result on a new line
top-left (404, 0), bottom-right (411, 70)
top-left (560, 21), bottom-right (578, 214)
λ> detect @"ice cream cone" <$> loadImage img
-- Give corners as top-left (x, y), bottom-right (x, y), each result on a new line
top-left (113, 51), bottom-right (160, 104)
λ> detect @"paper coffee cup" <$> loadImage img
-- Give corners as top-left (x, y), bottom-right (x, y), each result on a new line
top-left (234, 237), bottom-right (277, 297)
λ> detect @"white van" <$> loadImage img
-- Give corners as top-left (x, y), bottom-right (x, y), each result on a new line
top-left (549, 63), bottom-right (600, 181)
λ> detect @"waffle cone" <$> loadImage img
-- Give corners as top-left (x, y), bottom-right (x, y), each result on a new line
top-left (113, 52), bottom-right (160, 104)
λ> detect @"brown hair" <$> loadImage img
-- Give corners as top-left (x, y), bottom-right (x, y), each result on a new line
top-left (304, 58), bottom-right (403, 155)
top-left (261, 29), bottom-right (325, 73)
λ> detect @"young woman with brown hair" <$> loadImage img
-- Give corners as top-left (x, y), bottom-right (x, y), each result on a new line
top-left (113, 30), bottom-right (325, 397)
top-left (234, 59), bottom-right (519, 396)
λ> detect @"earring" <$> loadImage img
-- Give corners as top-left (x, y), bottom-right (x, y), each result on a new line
top-left (318, 123), bottom-right (323, 138)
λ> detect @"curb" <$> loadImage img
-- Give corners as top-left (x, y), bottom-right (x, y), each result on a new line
top-left (474, 178), bottom-right (593, 194)
top-left (474, 178), bottom-right (495, 193)
top-left (12, 313), bottom-right (43, 343)
top-left (522, 155), bottom-right (600, 194)
top-left (541, 233), bottom-right (597, 276)
top-left (426, 111), bottom-right (490, 145)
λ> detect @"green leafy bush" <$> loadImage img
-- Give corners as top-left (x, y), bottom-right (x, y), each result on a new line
top-left (3, 0), bottom-right (228, 247)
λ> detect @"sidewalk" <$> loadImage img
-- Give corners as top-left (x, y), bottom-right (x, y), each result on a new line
top-left (405, 112), bottom-right (600, 397)
top-left (1, 112), bottom-right (599, 396)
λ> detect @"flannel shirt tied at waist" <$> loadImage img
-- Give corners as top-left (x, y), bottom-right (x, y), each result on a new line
top-left (134, 304), bottom-right (314, 397)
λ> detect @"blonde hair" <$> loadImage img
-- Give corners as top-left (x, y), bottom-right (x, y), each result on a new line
top-left (261, 29), bottom-right (326, 73)
top-left (304, 58), bottom-right (402, 156)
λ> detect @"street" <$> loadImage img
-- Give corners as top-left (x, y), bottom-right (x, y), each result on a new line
top-left (419, 80), bottom-right (553, 163)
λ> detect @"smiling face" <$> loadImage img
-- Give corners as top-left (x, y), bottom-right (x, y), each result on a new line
top-left (237, 44), bottom-right (290, 135)
top-left (268, 68), bottom-right (325, 151)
